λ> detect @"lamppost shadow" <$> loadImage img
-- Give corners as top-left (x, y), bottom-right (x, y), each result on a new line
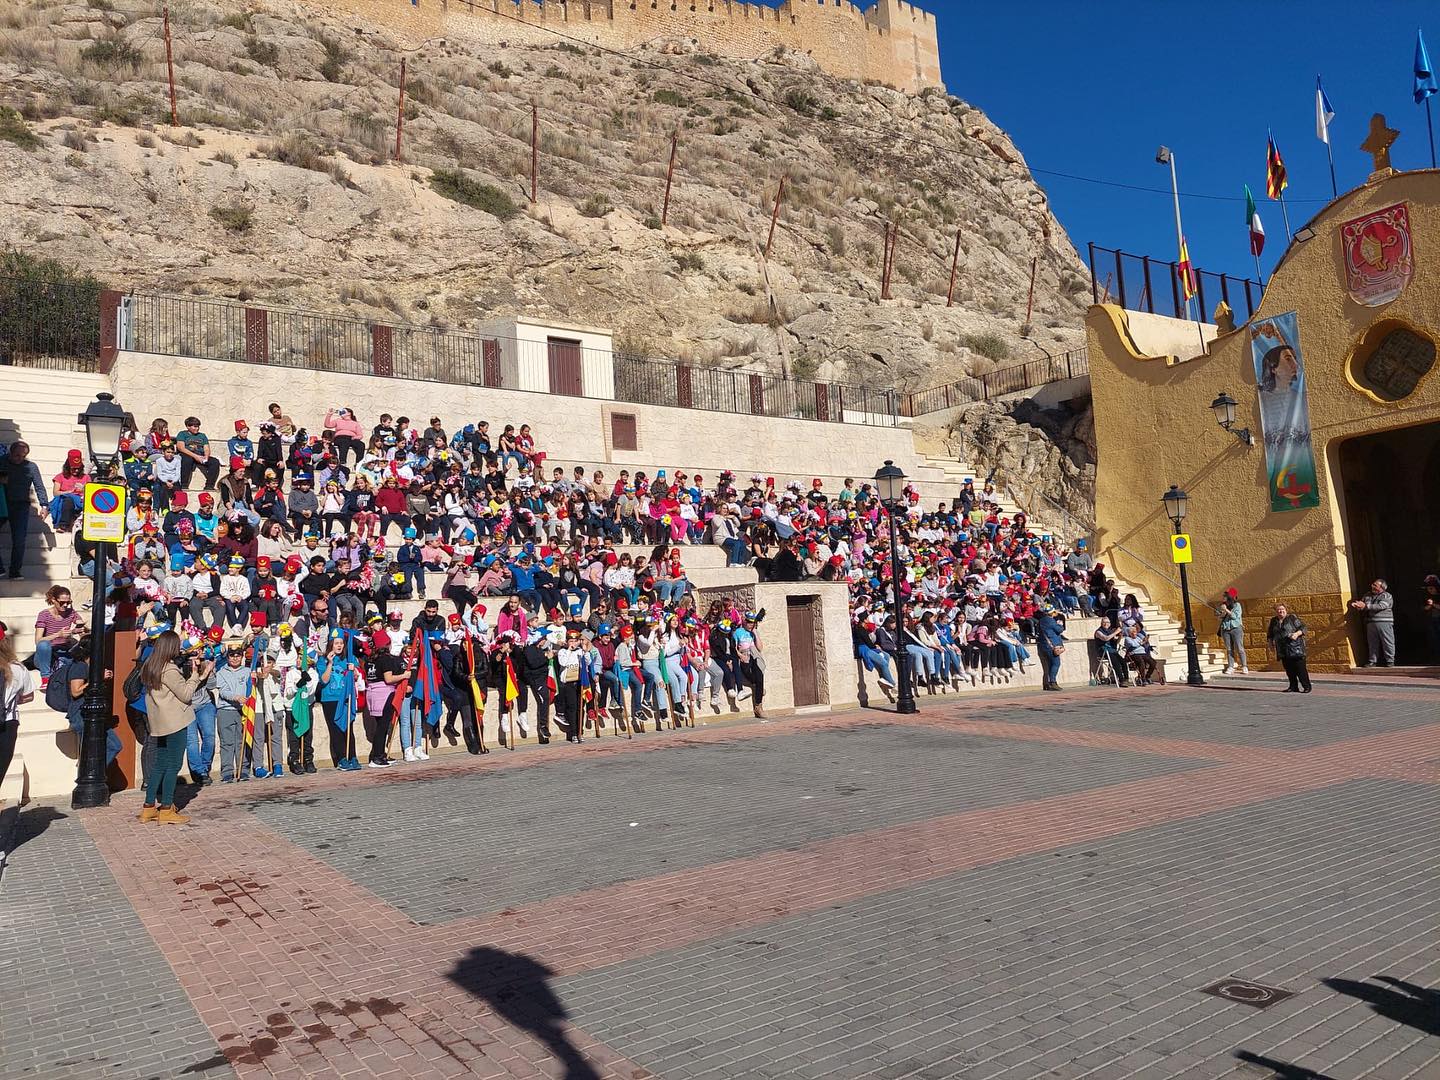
top-left (447, 945), bottom-right (601, 1080)
top-left (1232, 1050), bottom-right (1337, 1079)
top-left (1321, 975), bottom-right (1440, 1037)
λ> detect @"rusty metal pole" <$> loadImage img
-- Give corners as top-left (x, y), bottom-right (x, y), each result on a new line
top-left (530, 100), bottom-right (538, 204)
top-left (946, 227), bottom-right (961, 306)
top-left (764, 174), bottom-right (786, 258)
top-left (880, 222), bottom-right (896, 300)
top-left (661, 128), bottom-right (679, 226)
top-left (162, 5), bottom-right (178, 126)
top-left (1024, 254), bottom-right (1038, 325)
top-left (394, 57), bottom-right (407, 161)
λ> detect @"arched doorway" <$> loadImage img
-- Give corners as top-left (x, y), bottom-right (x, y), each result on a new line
top-left (1336, 420), bottom-right (1440, 665)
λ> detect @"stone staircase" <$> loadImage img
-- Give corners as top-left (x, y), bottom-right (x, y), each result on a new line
top-left (915, 450), bottom-right (1227, 682)
top-left (2, 367), bottom-right (112, 806)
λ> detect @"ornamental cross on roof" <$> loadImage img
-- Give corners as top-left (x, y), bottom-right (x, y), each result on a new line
top-left (1361, 113), bottom-right (1399, 177)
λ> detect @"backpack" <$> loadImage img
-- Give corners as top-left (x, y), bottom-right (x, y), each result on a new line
top-left (123, 664), bottom-right (146, 704)
top-left (45, 659), bottom-right (83, 713)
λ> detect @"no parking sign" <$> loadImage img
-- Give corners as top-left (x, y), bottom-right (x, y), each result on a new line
top-left (81, 482), bottom-right (127, 543)
top-left (1170, 533), bottom-right (1193, 564)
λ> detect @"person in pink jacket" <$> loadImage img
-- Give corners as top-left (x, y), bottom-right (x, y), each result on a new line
top-left (324, 407), bottom-right (365, 466)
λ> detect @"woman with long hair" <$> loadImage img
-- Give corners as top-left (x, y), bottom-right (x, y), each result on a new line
top-left (138, 631), bottom-right (212, 824)
top-left (0, 620), bottom-right (37, 799)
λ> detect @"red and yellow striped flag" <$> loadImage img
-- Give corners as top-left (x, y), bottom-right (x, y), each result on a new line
top-left (1266, 136), bottom-right (1288, 199)
top-left (1176, 237), bottom-right (1197, 301)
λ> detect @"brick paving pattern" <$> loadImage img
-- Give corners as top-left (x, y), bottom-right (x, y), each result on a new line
top-left (1, 682), bottom-right (1438, 1079)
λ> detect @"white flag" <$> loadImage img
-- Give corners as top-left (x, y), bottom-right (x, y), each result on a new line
top-left (1315, 76), bottom-right (1335, 145)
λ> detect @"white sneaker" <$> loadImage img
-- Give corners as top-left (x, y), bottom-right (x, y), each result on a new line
top-left (402, 747), bottom-right (417, 762)
top-left (737, 688), bottom-right (751, 702)
top-left (517, 718), bottom-right (530, 738)
top-left (710, 698), bottom-right (722, 714)
top-left (877, 675), bottom-right (895, 689)
top-left (416, 748), bottom-right (430, 760)
top-left (1241, 667), bottom-right (1251, 674)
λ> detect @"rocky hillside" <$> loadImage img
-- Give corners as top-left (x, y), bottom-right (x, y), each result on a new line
top-left (0, 0), bottom-right (1090, 390)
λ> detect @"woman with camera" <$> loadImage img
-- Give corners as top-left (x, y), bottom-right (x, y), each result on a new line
top-left (137, 631), bottom-right (214, 824)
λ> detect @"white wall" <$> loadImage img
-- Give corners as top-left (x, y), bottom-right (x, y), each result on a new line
top-left (477, 317), bottom-right (617, 399)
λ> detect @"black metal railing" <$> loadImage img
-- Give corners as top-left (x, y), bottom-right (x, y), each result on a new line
top-left (0, 273), bottom-right (103, 371)
top-left (119, 290), bottom-right (897, 426)
top-left (900, 347), bottom-right (1089, 418)
top-left (1087, 244), bottom-right (1262, 323)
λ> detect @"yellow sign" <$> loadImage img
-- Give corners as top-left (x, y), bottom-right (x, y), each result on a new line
top-left (1170, 533), bottom-right (1193, 564)
top-left (81, 482), bottom-right (127, 543)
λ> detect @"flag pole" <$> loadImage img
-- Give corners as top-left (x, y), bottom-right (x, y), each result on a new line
top-left (1165, 151), bottom-right (1207, 354)
top-left (1325, 140), bottom-right (1338, 199)
top-left (1428, 96), bottom-right (1437, 168)
top-left (1278, 191), bottom-right (1292, 241)
top-left (1254, 253), bottom-right (1265, 292)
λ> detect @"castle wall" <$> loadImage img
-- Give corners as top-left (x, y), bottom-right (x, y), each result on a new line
top-left (310, 0), bottom-right (945, 93)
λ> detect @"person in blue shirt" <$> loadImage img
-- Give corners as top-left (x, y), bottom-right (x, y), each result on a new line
top-left (1035, 605), bottom-right (1068, 692)
top-left (396, 528), bottom-right (425, 599)
top-left (226, 420), bottom-right (255, 466)
top-left (507, 553), bottom-right (540, 612)
top-left (0, 441), bottom-right (48, 579)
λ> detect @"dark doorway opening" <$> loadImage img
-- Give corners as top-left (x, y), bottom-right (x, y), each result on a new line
top-left (546, 337), bottom-right (583, 397)
top-left (1336, 420), bottom-right (1440, 665)
top-left (786, 596), bottom-right (821, 707)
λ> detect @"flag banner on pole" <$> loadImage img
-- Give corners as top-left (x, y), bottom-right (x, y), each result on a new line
top-left (504, 655), bottom-right (520, 704)
top-left (1251, 311), bottom-right (1320, 512)
top-left (241, 648), bottom-right (260, 746)
top-left (1176, 237), bottom-right (1197, 300)
top-left (1266, 136), bottom-right (1288, 199)
top-left (1416, 30), bottom-right (1438, 102)
top-left (338, 630), bottom-right (356, 732)
top-left (292, 643), bottom-right (312, 739)
top-left (1315, 77), bottom-right (1335, 143)
top-left (1244, 185), bottom-right (1266, 256)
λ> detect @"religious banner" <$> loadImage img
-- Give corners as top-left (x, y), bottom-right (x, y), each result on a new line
top-left (1251, 312), bottom-right (1321, 512)
top-left (1340, 202), bottom-right (1413, 306)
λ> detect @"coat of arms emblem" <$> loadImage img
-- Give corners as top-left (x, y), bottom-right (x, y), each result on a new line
top-left (1340, 202), bottom-right (1413, 307)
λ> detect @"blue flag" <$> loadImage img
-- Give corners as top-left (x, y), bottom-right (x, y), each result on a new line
top-left (338, 629), bottom-right (356, 732)
top-left (1416, 29), bottom-right (1438, 103)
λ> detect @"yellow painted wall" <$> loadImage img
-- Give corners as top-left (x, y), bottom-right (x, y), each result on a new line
top-left (1087, 168), bottom-right (1440, 671)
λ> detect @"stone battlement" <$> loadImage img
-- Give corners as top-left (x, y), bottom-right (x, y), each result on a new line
top-left (315, 0), bottom-right (944, 93)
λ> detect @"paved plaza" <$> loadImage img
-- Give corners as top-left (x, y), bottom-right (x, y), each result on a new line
top-left (3, 680), bottom-right (1439, 1080)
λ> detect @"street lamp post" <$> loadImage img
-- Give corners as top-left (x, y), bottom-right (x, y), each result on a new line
top-left (874, 460), bottom-right (917, 714)
top-left (72, 392), bottom-right (126, 810)
top-left (1162, 484), bottom-right (1205, 687)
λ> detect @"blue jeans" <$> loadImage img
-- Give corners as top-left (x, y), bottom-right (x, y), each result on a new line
top-left (68, 710), bottom-right (122, 766)
top-left (500, 451), bottom-right (525, 473)
top-left (1039, 645), bottom-right (1062, 686)
top-left (603, 667), bottom-right (643, 715)
top-left (399, 700), bottom-right (422, 751)
top-left (49, 492), bottom-right (82, 527)
top-left (857, 645), bottom-right (894, 683)
top-left (34, 638), bottom-right (56, 678)
top-left (3, 505), bottom-right (30, 574)
top-left (640, 660), bottom-right (669, 712)
top-left (905, 644), bottom-right (934, 680)
top-left (186, 699), bottom-right (217, 780)
top-left (656, 580), bottom-right (686, 604)
top-left (1001, 641), bottom-right (1031, 666)
top-left (721, 537), bottom-right (749, 566)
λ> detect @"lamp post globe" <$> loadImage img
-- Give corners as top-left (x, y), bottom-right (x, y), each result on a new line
top-left (71, 392), bottom-right (127, 810)
top-left (1160, 485), bottom-right (1205, 687)
top-left (873, 461), bottom-right (917, 714)
top-left (1209, 392), bottom-right (1238, 431)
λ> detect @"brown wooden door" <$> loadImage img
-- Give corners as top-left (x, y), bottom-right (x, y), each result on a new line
top-left (482, 339), bottom-right (502, 387)
top-left (786, 597), bottom-right (820, 707)
top-left (547, 337), bottom-right (583, 397)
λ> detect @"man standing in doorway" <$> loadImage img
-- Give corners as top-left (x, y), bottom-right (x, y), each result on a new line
top-left (1349, 579), bottom-right (1395, 667)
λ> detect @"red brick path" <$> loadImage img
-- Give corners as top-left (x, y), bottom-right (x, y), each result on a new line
top-left (80, 686), bottom-right (1440, 1079)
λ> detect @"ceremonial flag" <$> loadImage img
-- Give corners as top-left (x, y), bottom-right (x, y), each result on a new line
top-left (504, 654), bottom-right (520, 704)
top-left (1244, 185), bottom-right (1265, 256)
top-left (464, 636), bottom-right (486, 715)
top-left (546, 658), bottom-right (558, 698)
top-left (1176, 237), bottom-right (1197, 300)
top-left (1266, 136), bottom-right (1288, 199)
top-left (240, 648), bottom-right (261, 746)
top-left (1415, 29), bottom-right (1438, 103)
top-left (292, 643), bottom-right (312, 739)
top-left (1315, 77), bottom-right (1334, 143)
top-left (412, 632), bottom-right (443, 731)
top-left (338, 630), bottom-right (356, 731)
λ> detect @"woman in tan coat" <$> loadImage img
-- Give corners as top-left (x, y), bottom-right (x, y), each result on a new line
top-left (139, 631), bottom-right (213, 824)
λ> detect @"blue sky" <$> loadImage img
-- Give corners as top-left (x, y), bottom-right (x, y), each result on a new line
top-left (912, 0), bottom-right (1440, 283)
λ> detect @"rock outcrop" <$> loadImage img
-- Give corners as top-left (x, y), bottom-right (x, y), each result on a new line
top-left (0, 0), bottom-right (1090, 391)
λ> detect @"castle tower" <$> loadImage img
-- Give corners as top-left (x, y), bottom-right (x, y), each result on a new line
top-left (863, 0), bottom-right (944, 94)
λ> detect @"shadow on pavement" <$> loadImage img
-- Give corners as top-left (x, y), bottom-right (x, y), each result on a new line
top-left (1322, 975), bottom-right (1440, 1037)
top-left (448, 945), bottom-right (601, 1080)
top-left (5, 804), bottom-right (68, 855)
top-left (1233, 1050), bottom-right (1337, 1078)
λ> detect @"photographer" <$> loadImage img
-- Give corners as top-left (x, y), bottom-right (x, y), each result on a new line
top-left (137, 630), bottom-right (213, 824)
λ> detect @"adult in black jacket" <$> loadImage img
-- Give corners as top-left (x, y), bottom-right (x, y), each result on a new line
top-left (1266, 604), bottom-right (1312, 693)
top-left (517, 637), bottom-right (554, 742)
top-left (438, 644), bottom-right (485, 753)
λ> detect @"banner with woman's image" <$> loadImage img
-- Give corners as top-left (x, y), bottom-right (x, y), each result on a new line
top-left (1251, 311), bottom-right (1321, 512)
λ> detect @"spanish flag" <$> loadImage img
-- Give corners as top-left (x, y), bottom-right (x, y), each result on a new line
top-left (1176, 237), bottom-right (1196, 301)
top-left (504, 654), bottom-right (520, 705)
top-left (1266, 135), bottom-right (1288, 200)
